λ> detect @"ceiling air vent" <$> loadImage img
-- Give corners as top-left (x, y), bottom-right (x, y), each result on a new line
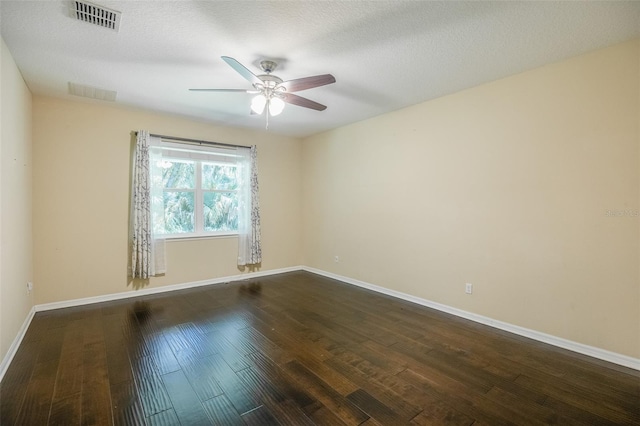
top-left (68, 82), bottom-right (117, 102)
top-left (69, 1), bottom-right (121, 32)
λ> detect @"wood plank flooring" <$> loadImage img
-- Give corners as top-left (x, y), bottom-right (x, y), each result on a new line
top-left (1, 271), bottom-right (638, 425)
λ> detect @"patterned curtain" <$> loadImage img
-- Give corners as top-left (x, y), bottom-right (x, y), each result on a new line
top-left (131, 130), bottom-right (165, 278)
top-left (237, 145), bottom-right (262, 266)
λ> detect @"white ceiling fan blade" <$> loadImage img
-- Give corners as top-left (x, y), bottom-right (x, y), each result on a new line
top-left (188, 88), bottom-right (251, 92)
top-left (221, 56), bottom-right (263, 87)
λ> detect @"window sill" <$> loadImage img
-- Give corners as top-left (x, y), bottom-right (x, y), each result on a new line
top-left (162, 233), bottom-right (238, 242)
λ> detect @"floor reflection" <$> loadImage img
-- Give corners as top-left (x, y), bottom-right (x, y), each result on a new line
top-left (238, 281), bottom-right (262, 295)
top-left (130, 301), bottom-right (153, 324)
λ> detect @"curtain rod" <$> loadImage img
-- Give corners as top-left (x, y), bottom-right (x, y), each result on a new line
top-left (134, 132), bottom-right (250, 149)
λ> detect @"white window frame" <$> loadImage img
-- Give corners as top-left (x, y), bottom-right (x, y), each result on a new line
top-left (155, 142), bottom-right (242, 240)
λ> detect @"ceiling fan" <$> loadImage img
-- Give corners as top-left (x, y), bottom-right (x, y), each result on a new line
top-left (190, 56), bottom-right (336, 120)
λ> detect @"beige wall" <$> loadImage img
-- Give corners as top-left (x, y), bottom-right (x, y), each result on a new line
top-left (0, 39), bottom-right (33, 361)
top-left (33, 97), bottom-right (302, 305)
top-left (302, 40), bottom-right (640, 358)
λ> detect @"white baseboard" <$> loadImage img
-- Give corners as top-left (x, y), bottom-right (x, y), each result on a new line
top-left (0, 306), bottom-right (35, 383)
top-left (35, 266), bottom-right (302, 312)
top-left (302, 266), bottom-right (640, 371)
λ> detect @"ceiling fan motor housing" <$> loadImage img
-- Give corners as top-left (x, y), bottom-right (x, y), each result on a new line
top-left (259, 60), bottom-right (278, 73)
top-left (257, 74), bottom-right (283, 89)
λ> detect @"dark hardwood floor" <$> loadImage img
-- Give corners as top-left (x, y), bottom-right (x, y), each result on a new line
top-left (1, 271), bottom-right (638, 425)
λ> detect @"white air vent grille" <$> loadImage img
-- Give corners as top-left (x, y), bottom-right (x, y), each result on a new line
top-left (68, 82), bottom-right (117, 102)
top-left (70, 1), bottom-right (121, 31)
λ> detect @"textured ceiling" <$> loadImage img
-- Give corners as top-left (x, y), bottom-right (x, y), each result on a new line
top-left (1, 1), bottom-right (639, 137)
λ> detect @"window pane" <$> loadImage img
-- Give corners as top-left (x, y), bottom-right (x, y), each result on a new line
top-left (203, 192), bottom-right (238, 232)
top-left (162, 191), bottom-right (194, 234)
top-left (202, 164), bottom-right (238, 190)
top-left (162, 160), bottom-right (195, 189)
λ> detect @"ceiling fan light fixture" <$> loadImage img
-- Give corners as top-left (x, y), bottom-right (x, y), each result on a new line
top-left (251, 94), bottom-right (266, 114)
top-left (269, 97), bottom-right (285, 116)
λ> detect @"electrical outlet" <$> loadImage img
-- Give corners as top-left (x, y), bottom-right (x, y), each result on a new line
top-left (465, 283), bottom-right (473, 294)
top-left (334, 255), bottom-right (339, 263)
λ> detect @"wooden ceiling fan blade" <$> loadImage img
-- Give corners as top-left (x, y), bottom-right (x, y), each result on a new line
top-left (279, 74), bottom-right (336, 92)
top-left (281, 93), bottom-right (327, 111)
top-left (221, 56), bottom-right (262, 87)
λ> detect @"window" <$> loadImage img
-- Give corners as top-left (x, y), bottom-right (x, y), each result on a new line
top-left (151, 142), bottom-right (243, 238)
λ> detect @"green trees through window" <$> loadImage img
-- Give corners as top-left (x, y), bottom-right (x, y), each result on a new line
top-left (162, 160), bottom-right (195, 234)
top-left (158, 157), bottom-right (239, 236)
top-left (202, 164), bottom-right (238, 232)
